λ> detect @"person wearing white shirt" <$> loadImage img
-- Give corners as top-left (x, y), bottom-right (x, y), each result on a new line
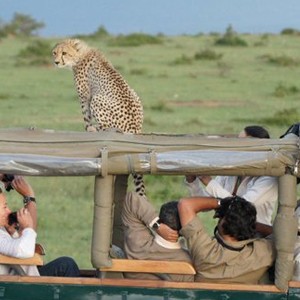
top-left (0, 175), bottom-right (80, 277)
top-left (185, 126), bottom-right (278, 226)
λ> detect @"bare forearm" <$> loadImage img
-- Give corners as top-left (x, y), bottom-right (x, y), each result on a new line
top-left (11, 176), bottom-right (37, 231)
top-left (178, 197), bottom-right (219, 227)
top-left (26, 201), bottom-right (37, 231)
top-left (185, 175), bottom-right (212, 186)
top-left (198, 175), bottom-right (212, 186)
top-left (256, 222), bottom-right (272, 237)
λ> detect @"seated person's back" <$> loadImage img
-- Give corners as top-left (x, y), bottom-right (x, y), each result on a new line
top-left (178, 196), bottom-right (275, 283)
top-left (122, 192), bottom-right (193, 282)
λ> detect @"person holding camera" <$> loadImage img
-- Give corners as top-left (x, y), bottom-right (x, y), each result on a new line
top-left (184, 126), bottom-right (278, 226)
top-left (177, 195), bottom-right (275, 283)
top-left (0, 174), bottom-right (80, 277)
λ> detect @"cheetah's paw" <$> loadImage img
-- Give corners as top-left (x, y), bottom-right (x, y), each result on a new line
top-left (86, 126), bottom-right (98, 132)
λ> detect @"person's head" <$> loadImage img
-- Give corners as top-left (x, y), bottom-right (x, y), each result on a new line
top-left (215, 196), bottom-right (257, 241)
top-left (238, 125), bottom-right (270, 139)
top-left (159, 201), bottom-right (181, 231)
top-left (0, 189), bottom-right (11, 227)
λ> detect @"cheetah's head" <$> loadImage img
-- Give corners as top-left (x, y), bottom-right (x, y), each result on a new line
top-left (52, 39), bottom-right (90, 69)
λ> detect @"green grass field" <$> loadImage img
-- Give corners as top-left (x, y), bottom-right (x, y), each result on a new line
top-left (0, 33), bottom-right (299, 268)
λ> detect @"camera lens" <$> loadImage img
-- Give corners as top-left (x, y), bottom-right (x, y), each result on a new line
top-left (8, 212), bottom-right (18, 225)
top-left (3, 174), bottom-right (14, 182)
top-left (2, 174), bottom-right (14, 192)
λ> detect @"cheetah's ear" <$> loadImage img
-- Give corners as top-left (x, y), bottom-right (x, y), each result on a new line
top-left (71, 39), bottom-right (89, 53)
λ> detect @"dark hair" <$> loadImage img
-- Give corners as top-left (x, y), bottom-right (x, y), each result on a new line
top-left (216, 196), bottom-right (257, 241)
top-left (244, 125), bottom-right (270, 139)
top-left (159, 201), bottom-right (181, 231)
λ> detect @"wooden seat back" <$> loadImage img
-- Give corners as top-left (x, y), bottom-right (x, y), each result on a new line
top-left (0, 253), bottom-right (44, 266)
top-left (0, 243), bottom-right (45, 266)
top-left (99, 259), bottom-right (196, 275)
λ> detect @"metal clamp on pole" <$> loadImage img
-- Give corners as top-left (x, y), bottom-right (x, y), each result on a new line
top-left (100, 147), bottom-right (108, 177)
top-left (149, 149), bottom-right (157, 174)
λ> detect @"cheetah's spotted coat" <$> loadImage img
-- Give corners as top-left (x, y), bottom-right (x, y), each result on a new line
top-left (52, 39), bottom-right (145, 195)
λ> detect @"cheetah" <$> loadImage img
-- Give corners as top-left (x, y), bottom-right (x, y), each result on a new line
top-left (52, 39), bottom-right (145, 195)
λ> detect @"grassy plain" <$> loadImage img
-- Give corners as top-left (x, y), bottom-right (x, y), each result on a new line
top-left (0, 33), bottom-right (300, 268)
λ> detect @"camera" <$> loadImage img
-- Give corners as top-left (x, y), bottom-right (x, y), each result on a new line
top-left (2, 174), bottom-right (15, 192)
top-left (8, 211), bottom-right (18, 225)
top-left (213, 197), bottom-right (234, 219)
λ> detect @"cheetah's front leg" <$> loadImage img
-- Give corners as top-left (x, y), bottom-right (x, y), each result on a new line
top-left (75, 77), bottom-right (95, 132)
top-left (86, 125), bottom-right (98, 132)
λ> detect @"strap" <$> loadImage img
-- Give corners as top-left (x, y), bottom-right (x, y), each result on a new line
top-left (23, 196), bottom-right (36, 206)
top-left (232, 176), bottom-right (243, 196)
top-left (214, 227), bottom-right (245, 252)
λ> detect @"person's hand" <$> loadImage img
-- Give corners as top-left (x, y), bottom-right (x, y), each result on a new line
top-left (185, 175), bottom-right (196, 183)
top-left (5, 224), bottom-right (17, 236)
top-left (157, 223), bottom-right (179, 242)
top-left (213, 197), bottom-right (233, 219)
top-left (198, 175), bottom-right (212, 186)
top-left (17, 207), bottom-right (34, 231)
top-left (11, 176), bottom-right (34, 197)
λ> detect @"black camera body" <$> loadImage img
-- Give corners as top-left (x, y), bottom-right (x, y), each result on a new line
top-left (2, 174), bottom-right (15, 192)
top-left (8, 211), bottom-right (18, 225)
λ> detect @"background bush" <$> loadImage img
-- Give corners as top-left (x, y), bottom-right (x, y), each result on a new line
top-left (260, 54), bottom-right (299, 67)
top-left (194, 49), bottom-right (223, 60)
top-left (215, 25), bottom-right (248, 47)
top-left (259, 108), bottom-right (300, 126)
top-left (15, 39), bottom-right (53, 66)
top-left (108, 33), bottom-right (163, 47)
top-left (281, 28), bottom-right (300, 35)
top-left (0, 13), bottom-right (44, 37)
top-left (273, 83), bottom-right (299, 97)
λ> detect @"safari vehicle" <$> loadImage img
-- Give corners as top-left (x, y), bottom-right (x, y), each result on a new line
top-left (0, 127), bottom-right (300, 300)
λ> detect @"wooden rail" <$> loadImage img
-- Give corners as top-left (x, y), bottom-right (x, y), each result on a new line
top-left (0, 253), bottom-right (43, 266)
top-left (0, 244), bottom-right (45, 266)
top-left (99, 259), bottom-right (196, 275)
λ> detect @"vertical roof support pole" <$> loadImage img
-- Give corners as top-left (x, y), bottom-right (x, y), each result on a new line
top-left (274, 174), bottom-right (298, 291)
top-left (91, 174), bottom-right (114, 268)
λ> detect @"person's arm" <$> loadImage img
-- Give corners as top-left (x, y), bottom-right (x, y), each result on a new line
top-left (202, 176), bottom-right (233, 199)
top-left (156, 223), bottom-right (178, 242)
top-left (178, 196), bottom-right (219, 227)
top-left (256, 222), bottom-right (272, 237)
top-left (123, 192), bottom-right (159, 226)
top-left (198, 175), bottom-right (212, 186)
top-left (0, 227), bottom-right (36, 258)
top-left (11, 176), bottom-right (37, 231)
top-left (240, 176), bottom-right (277, 205)
top-left (122, 192), bottom-right (179, 242)
top-left (184, 176), bottom-right (210, 196)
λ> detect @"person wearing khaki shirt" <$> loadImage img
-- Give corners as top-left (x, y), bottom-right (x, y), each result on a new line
top-left (178, 195), bottom-right (275, 283)
top-left (122, 192), bottom-right (194, 282)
